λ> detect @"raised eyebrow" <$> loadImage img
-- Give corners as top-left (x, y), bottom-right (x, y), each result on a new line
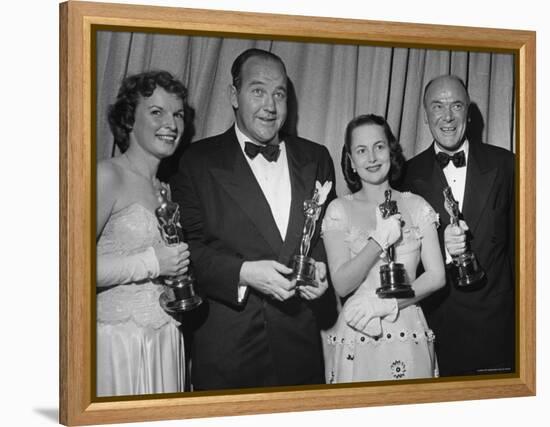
top-left (247, 81), bottom-right (287, 92)
top-left (248, 80), bottom-right (267, 87)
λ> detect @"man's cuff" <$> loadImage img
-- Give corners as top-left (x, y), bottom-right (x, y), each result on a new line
top-left (237, 284), bottom-right (248, 304)
top-left (444, 247), bottom-right (453, 264)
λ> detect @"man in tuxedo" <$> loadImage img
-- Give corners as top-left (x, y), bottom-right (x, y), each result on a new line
top-left (402, 75), bottom-right (515, 376)
top-left (171, 48), bottom-right (336, 390)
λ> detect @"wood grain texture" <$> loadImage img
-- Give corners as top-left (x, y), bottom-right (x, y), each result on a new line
top-left (59, 1), bottom-right (69, 423)
top-left (516, 34), bottom-right (536, 393)
top-left (59, 1), bottom-right (536, 425)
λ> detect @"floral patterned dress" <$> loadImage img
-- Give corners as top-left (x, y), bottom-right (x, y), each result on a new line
top-left (322, 191), bottom-right (439, 383)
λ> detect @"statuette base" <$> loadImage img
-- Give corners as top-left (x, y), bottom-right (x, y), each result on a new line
top-left (376, 262), bottom-right (415, 299)
top-left (291, 254), bottom-right (317, 287)
top-left (159, 275), bottom-right (203, 313)
top-left (454, 252), bottom-right (485, 287)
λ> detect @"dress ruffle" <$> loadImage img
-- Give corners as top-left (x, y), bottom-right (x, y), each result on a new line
top-left (96, 201), bottom-right (184, 396)
top-left (321, 191), bottom-right (439, 383)
top-left (97, 282), bottom-right (178, 329)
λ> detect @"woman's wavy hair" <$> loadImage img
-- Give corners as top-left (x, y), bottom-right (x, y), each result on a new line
top-left (341, 114), bottom-right (405, 192)
top-left (107, 70), bottom-right (193, 153)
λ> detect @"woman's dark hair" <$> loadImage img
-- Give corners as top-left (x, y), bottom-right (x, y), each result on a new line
top-left (341, 114), bottom-right (405, 192)
top-left (107, 70), bottom-right (193, 153)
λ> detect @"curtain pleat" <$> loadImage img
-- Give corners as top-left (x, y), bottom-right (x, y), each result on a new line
top-left (96, 31), bottom-right (515, 196)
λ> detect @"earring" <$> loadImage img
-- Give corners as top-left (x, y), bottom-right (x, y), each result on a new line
top-left (352, 167), bottom-right (357, 173)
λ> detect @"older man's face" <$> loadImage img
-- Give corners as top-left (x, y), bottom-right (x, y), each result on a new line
top-left (424, 77), bottom-right (470, 153)
top-left (230, 57), bottom-right (287, 146)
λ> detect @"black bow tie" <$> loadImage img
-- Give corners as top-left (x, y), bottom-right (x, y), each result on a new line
top-left (244, 141), bottom-right (280, 162)
top-left (436, 150), bottom-right (466, 168)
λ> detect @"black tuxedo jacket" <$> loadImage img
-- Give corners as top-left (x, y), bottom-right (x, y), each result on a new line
top-left (171, 127), bottom-right (336, 390)
top-left (401, 141), bottom-right (515, 376)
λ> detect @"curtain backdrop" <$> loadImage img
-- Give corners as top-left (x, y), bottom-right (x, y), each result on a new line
top-left (96, 31), bottom-right (515, 196)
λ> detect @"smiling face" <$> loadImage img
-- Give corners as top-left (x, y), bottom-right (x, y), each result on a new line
top-left (349, 123), bottom-right (391, 186)
top-left (230, 56), bottom-right (287, 145)
top-left (424, 76), bottom-right (470, 152)
top-left (129, 87), bottom-right (185, 159)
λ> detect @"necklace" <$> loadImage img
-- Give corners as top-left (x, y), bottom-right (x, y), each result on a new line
top-left (123, 153), bottom-right (161, 190)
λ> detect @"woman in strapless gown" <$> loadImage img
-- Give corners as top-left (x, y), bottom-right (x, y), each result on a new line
top-left (322, 114), bottom-right (445, 383)
top-left (96, 71), bottom-right (193, 397)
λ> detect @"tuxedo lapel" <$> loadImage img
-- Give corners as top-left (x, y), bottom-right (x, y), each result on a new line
top-left (278, 140), bottom-right (318, 264)
top-left (411, 144), bottom-right (449, 226)
top-left (209, 132), bottom-right (283, 255)
top-left (462, 142), bottom-right (497, 235)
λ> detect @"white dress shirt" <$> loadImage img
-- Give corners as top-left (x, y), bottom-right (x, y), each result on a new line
top-left (235, 124), bottom-right (292, 301)
top-left (434, 140), bottom-right (469, 263)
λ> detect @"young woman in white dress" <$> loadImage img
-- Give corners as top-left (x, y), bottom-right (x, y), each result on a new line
top-left (322, 114), bottom-right (445, 383)
top-left (96, 71), bottom-right (192, 396)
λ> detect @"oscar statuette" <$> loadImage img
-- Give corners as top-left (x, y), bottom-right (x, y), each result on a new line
top-left (155, 187), bottom-right (202, 312)
top-left (443, 186), bottom-right (485, 287)
top-left (291, 180), bottom-right (332, 287)
top-left (375, 189), bottom-right (415, 298)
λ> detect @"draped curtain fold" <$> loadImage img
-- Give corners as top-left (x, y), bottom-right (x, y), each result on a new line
top-left (96, 31), bottom-right (515, 196)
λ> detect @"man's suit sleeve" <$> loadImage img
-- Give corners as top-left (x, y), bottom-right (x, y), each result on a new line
top-left (309, 146), bottom-right (337, 263)
top-left (171, 150), bottom-right (244, 307)
top-left (308, 146), bottom-right (338, 329)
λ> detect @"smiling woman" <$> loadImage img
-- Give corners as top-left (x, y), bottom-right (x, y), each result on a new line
top-left (129, 87), bottom-right (185, 158)
top-left (322, 113), bottom-right (445, 383)
top-left (348, 121), bottom-right (392, 186)
top-left (95, 70), bottom-right (193, 397)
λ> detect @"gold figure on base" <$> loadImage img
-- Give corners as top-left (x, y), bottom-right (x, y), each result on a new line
top-left (155, 187), bottom-right (202, 312)
top-left (443, 186), bottom-right (485, 287)
top-left (291, 180), bottom-right (332, 287)
top-left (375, 189), bottom-right (415, 299)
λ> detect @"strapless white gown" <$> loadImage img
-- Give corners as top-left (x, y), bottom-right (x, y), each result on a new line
top-left (96, 203), bottom-right (185, 396)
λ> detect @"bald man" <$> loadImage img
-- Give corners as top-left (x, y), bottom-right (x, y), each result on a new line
top-left (401, 75), bottom-right (515, 377)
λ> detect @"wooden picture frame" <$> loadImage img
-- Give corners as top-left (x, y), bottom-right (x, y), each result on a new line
top-left (59, 0), bottom-right (536, 425)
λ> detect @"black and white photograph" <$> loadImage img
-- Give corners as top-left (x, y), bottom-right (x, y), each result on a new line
top-left (49, 1), bottom-right (538, 426)
top-left (94, 29), bottom-right (516, 397)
